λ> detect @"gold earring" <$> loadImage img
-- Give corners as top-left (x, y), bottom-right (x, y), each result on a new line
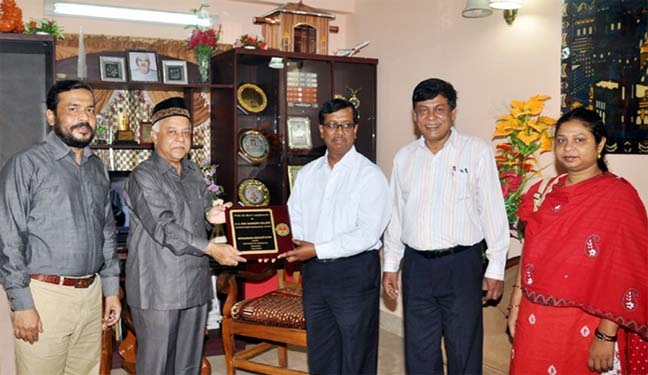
top-left (597, 153), bottom-right (601, 159)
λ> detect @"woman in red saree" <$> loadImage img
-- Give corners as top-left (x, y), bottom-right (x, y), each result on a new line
top-left (508, 107), bottom-right (648, 374)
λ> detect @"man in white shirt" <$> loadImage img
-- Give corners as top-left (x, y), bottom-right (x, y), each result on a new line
top-left (280, 98), bottom-right (391, 375)
top-left (382, 78), bottom-right (509, 375)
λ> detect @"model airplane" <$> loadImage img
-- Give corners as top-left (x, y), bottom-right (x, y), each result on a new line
top-left (334, 40), bottom-right (370, 57)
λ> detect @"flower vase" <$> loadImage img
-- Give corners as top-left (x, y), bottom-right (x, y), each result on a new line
top-left (195, 49), bottom-right (211, 84)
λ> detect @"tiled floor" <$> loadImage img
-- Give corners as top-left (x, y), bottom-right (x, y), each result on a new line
top-left (110, 328), bottom-right (505, 374)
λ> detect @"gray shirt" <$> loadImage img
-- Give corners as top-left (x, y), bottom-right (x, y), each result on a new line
top-left (124, 153), bottom-right (212, 310)
top-left (0, 131), bottom-right (120, 311)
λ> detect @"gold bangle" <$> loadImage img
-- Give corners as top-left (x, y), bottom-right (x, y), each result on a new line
top-left (512, 284), bottom-right (521, 289)
top-left (506, 304), bottom-right (520, 311)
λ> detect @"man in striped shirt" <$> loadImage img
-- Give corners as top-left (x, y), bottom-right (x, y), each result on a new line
top-left (383, 78), bottom-right (509, 375)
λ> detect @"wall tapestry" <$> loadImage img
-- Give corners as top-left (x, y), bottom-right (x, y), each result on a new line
top-left (562, 0), bottom-right (648, 153)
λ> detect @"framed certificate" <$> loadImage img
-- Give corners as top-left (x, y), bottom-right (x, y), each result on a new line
top-left (239, 129), bottom-right (270, 164)
top-left (287, 165), bottom-right (303, 191)
top-left (139, 121), bottom-right (153, 146)
top-left (225, 205), bottom-right (293, 260)
top-left (287, 117), bottom-right (312, 150)
top-left (238, 179), bottom-right (270, 206)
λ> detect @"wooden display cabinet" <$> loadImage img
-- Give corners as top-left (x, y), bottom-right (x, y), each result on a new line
top-left (210, 48), bottom-right (377, 205)
top-left (0, 33), bottom-right (55, 168)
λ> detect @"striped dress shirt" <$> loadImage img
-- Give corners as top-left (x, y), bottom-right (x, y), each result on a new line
top-left (383, 129), bottom-right (509, 280)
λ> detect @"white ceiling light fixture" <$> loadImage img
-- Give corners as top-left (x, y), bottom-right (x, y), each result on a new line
top-left (46, 1), bottom-right (213, 27)
top-left (462, 0), bottom-right (493, 18)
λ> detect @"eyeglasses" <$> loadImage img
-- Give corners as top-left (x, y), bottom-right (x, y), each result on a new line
top-left (321, 122), bottom-right (356, 131)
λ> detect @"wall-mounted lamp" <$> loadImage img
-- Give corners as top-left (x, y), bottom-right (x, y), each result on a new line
top-left (461, 0), bottom-right (493, 18)
top-left (45, 1), bottom-right (213, 27)
top-left (462, 0), bottom-right (523, 25)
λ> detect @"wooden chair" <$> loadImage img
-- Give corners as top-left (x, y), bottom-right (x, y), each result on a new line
top-left (217, 265), bottom-right (307, 375)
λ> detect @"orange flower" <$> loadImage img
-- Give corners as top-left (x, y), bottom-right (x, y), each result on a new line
top-left (492, 95), bottom-right (557, 238)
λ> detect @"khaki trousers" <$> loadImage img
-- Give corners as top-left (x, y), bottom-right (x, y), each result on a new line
top-left (0, 285), bottom-right (16, 375)
top-left (15, 276), bottom-right (102, 375)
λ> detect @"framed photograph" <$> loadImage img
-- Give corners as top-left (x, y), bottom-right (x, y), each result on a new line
top-left (287, 165), bottom-right (303, 191)
top-left (287, 117), bottom-right (312, 150)
top-left (139, 121), bottom-right (153, 146)
top-left (99, 56), bottom-right (126, 82)
top-left (126, 50), bottom-right (159, 82)
top-left (161, 60), bottom-right (188, 85)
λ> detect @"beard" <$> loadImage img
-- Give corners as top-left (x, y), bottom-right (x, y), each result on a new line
top-left (53, 121), bottom-right (95, 148)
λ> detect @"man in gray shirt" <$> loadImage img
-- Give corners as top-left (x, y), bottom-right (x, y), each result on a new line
top-left (0, 80), bottom-right (121, 374)
top-left (125, 97), bottom-right (246, 374)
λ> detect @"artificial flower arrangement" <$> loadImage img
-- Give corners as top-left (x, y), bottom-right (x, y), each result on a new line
top-left (186, 4), bottom-right (222, 82)
top-left (24, 18), bottom-right (63, 39)
top-left (492, 95), bottom-right (557, 239)
top-left (200, 159), bottom-right (227, 240)
top-left (235, 34), bottom-right (267, 49)
top-left (200, 159), bottom-right (225, 202)
top-left (0, 0), bottom-right (24, 33)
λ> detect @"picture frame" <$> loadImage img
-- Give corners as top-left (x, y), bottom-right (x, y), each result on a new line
top-left (161, 60), bottom-right (188, 85)
top-left (287, 165), bottom-right (303, 191)
top-left (287, 117), bottom-right (312, 150)
top-left (126, 50), bottom-right (159, 82)
top-left (99, 56), bottom-right (126, 82)
top-left (139, 121), bottom-right (153, 146)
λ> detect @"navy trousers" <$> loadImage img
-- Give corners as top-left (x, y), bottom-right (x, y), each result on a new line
top-left (402, 244), bottom-right (484, 375)
top-left (302, 250), bottom-right (380, 375)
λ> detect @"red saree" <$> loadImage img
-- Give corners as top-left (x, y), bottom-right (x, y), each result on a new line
top-left (510, 173), bottom-right (648, 374)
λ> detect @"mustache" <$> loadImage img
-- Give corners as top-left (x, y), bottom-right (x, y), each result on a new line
top-left (70, 122), bottom-right (92, 131)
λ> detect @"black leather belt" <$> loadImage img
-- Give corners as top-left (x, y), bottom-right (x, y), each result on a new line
top-left (313, 249), bottom-right (376, 264)
top-left (410, 240), bottom-right (486, 259)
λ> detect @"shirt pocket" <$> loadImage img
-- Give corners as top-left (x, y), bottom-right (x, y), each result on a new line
top-left (453, 170), bottom-right (472, 201)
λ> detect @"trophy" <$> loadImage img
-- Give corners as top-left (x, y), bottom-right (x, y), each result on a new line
top-left (113, 112), bottom-right (136, 144)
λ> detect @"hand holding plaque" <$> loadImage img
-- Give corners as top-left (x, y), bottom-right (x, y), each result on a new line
top-left (225, 206), bottom-right (293, 260)
top-left (204, 241), bottom-right (247, 266)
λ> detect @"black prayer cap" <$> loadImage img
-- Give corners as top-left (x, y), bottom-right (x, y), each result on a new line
top-left (151, 97), bottom-right (190, 126)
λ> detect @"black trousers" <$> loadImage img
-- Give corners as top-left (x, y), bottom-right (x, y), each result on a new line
top-left (302, 250), bottom-right (380, 375)
top-left (402, 244), bottom-right (484, 375)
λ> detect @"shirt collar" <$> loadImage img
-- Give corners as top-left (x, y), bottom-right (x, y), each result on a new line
top-left (152, 152), bottom-right (196, 176)
top-left (321, 145), bottom-right (359, 170)
top-left (45, 131), bottom-right (94, 161)
top-left (416, 127), bottom-right (457, 153)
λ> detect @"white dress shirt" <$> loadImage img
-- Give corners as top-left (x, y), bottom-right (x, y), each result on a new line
top-left (383, 129), bottom-right (509, 280)
top-left (288, 146), bottom-right (391, 260)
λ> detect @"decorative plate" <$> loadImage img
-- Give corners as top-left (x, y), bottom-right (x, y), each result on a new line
top-left (238, 179), bottom-right (270, 206)
top-left (239, 129), bottom-right (270, 164)
top-left (237, 83), bottom-right (267, 113)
